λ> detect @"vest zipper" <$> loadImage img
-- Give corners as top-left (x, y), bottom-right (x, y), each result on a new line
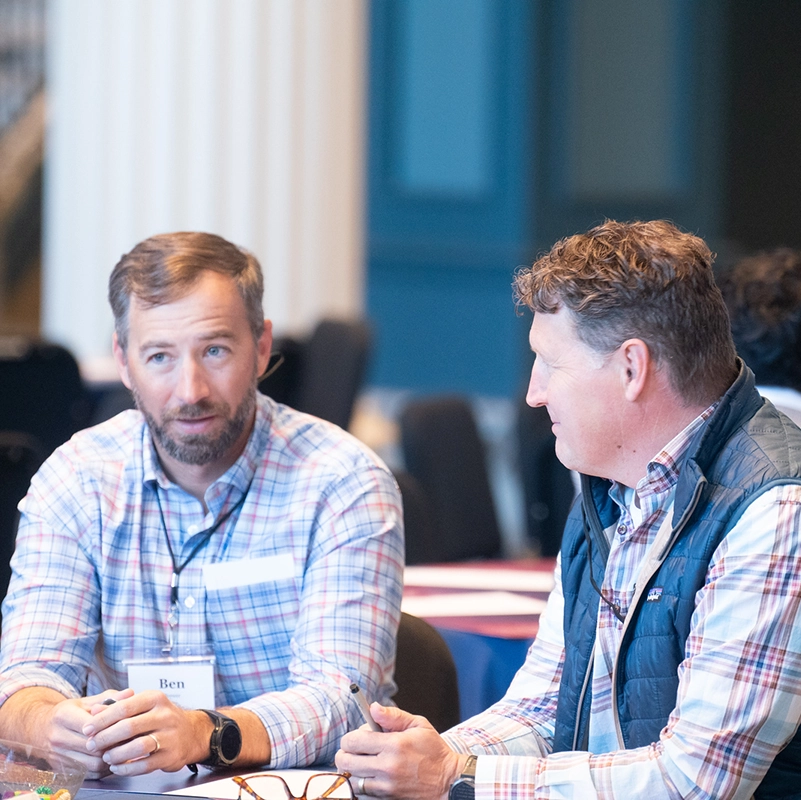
top-left (609, 476), bottom-right (707, 747)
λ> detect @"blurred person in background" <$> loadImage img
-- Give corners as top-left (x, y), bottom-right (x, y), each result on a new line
top-left (719, 246), bottom-right (801, 427)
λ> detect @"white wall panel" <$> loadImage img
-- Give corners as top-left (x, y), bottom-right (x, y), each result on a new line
top-left (42, 0), bottom-right (367, 364)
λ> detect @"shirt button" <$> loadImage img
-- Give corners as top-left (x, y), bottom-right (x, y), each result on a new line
top-left (617, 524), bottom-right (626, 535)
top-left (184, 596), bottom-right (196, 608)
top-left (187, 524), bottom-right (199, 535)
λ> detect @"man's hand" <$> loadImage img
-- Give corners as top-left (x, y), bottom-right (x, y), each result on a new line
top-left (82, 690), bottom-right (211, 776)
top-left (336, 704), bottom-right (467, 800)
top-left (0, 687), bottom-right (137, 780)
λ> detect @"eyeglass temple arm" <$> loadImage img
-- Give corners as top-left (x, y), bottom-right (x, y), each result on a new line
top-left (318, 774), bottom-right (350, 799)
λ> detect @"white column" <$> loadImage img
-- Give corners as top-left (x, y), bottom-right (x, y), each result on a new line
top-left (42, 0), bottom-right (367, 366)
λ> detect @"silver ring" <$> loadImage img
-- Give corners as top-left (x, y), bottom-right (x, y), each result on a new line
top-left (356, 777), bottom-right (366, 795)
top-left (148, 733), bottom-right (161, 755)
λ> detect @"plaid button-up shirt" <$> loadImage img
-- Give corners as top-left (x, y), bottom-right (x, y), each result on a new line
top-left (446, 405), bottom-right (801, 799)
top-left (0, 394), bottom-right (404, 768)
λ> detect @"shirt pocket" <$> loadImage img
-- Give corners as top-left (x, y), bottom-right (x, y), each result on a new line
top-left (203, 554), bottom-right (301, 674)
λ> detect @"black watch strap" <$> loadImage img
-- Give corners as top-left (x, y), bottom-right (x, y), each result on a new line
top-left (198, 709), bottom-right (242, 767)
top-left (448, 755), bottom-right (477, 800)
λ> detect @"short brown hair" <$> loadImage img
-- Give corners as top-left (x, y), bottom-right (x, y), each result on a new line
top-left (109, 232), bottom-right (264, 350)
top-left (514, 219), bottom-right (738, 405)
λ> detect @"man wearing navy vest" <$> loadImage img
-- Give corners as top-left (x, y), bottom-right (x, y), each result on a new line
top-left (338, 220), bottom-right (801, 799)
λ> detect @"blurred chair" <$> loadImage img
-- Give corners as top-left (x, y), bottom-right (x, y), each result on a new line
top-left (517, 401), bottom-right (575, 557)
top-left (393, 612), bottom-right (461, 732)
top-left (257, 336), bottom-right (306, 408)
top-left (0, 337), bottom-right (92, 456)
top-left (259, 319), bottom-right (372, 431)
top-left (400, 395), bottom-right (502, 562)
top-left (0, 432), bottom-right (46, 622)
top-left (89, 384), bottom-right (135, 425)
top-left (392, 469), bottom-right (438, 566)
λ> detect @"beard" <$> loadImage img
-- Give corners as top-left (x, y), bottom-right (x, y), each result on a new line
top-left (132, 384), bottom-right (257, 467)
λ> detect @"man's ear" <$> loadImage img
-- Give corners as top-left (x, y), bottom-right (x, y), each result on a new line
top-left (619, 339), bottom-right (650, 402)
top-left (256, 319), bottom-right (273, 377)
top-left (112, 332), bottom-right (133, 390)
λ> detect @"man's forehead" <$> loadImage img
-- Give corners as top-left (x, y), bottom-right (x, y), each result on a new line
top-left (529, 308), bottom-right (571, 344)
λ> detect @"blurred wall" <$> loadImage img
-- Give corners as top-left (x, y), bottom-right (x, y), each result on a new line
top-left (42, 0), bottom-right (367, 366)
top-left (366, 0), bottom-right (727, 399)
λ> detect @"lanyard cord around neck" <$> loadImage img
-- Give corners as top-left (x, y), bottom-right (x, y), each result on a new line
top-left (154, 478), bottom-right (252, 651)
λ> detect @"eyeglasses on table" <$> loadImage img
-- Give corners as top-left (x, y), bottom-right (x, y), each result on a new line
top-left (234, 771), bottom-right (354, 800)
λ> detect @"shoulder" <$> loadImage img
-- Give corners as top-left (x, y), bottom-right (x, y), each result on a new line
top-left (254, 395), bottom-right (397, 488)
top-left (29, 410), bottom-right (146, 495)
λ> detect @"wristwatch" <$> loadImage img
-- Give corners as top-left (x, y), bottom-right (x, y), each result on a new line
top-left (199, 709), bottom-right (242, 767)
top-left (448, 755), bottom-right (477, 800)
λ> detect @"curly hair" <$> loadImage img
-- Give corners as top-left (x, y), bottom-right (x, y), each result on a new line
top-left (718, 248), bottom-right (801, 391)
top-left (109, 232), bottom-right (264, 350)
top-left (514, 220), bottom-right (738, 406)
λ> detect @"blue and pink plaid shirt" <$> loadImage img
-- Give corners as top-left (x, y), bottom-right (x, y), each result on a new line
top-left (0, 394), bottom-right (404, 768)
top-left (446, 405), bottom-right (801, 799)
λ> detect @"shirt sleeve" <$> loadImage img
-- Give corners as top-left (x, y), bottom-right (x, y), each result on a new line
top-left (461, 484), bottom-right (801, 800)
top-left (236, 461), bottom-right (404, 768)
top-left (0, 447), bottom-right (103, 702)
top-left (443, 556), bottom-right (565, 758)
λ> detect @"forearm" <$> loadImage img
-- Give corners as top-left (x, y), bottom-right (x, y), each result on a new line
top-left (0, 686), bottom-right (67, 746)
top-left (218, 707), bottom-right (271, 767)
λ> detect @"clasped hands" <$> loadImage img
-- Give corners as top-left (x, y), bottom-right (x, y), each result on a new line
top-left (52, 688), bottom-right (203, 779)
top-left (335, 704), bottom-right (469, 800)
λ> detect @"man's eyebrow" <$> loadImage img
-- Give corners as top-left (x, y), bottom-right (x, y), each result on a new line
top-left (139, 339), bottom-right (174, 353)
top-left (199, 329), bottom-right (237, 340)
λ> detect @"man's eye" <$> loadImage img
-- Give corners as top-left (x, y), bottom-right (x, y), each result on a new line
top-left (150, 353), bottom-right (166, 364)
top-left (207, 346), bottom-right (223, 357)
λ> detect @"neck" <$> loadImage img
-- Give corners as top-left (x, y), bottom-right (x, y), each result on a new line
top-left (612, 400), bottom-right (710, 490)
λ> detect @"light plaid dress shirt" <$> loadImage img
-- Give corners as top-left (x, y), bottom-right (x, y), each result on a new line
top-left (445, 406), bottom-right (801, 799)
top-left (0, 394), bottom-right (404, 768)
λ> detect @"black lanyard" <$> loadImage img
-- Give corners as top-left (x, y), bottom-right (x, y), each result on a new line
top-left (154, 478), bottom-right (252, 650)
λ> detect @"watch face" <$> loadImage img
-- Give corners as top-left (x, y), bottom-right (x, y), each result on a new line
top-left (449, 779), bottom-right (475, 800)
top-left (220, 720), bottom-right (242, 762)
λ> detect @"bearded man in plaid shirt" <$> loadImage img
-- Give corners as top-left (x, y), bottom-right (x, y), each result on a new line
top-left (338, 220), bottom-right (801, 800)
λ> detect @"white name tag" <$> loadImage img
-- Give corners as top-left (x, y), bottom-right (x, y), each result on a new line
top-left (203, 553), bottom-right (295, 590)
top-left (126, 651), bottom-right (215, 709)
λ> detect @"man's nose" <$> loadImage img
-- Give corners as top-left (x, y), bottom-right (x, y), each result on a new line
top-left (526, 360), bottom-right (546, 408)
top-left (175, 357), bottom-right (210, 404)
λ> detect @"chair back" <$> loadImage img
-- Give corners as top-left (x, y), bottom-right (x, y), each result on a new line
top-left (0, 337), bottom-right (91, 456)
top-left (392, 469), bottom-right (439, 565)
top-left (296, 319), bottom-right (371, 430)
top-left (0, 432), bottom-right (45, 622)
top-left (393, 612), bottom-right (461, 732)
top-left (259, 319), bottom-right (372, 431)
top-left (400, 395), bottom-right (502, 562)
top-left (517, 402), bottom-right (575, 557)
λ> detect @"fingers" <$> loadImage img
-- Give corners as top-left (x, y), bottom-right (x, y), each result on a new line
top-left (39, 701), bottom-right (110, 779)
top-left (370, 704), bottom-right (425, 732)
top-left (87, 688), bottom-right (135, 715)
top-left (83, 691), bottom-right (196, 775)
top-left (104, 732), bottom-right (163, 776)
top-left (336, 724), bottom-right (461, 800)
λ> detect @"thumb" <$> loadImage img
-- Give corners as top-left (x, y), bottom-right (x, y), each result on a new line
top-left (371, 703), bottom-right (434, 732)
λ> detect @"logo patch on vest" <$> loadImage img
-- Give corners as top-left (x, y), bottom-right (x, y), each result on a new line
top-left (647, 587), bottom-right (663, 602)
